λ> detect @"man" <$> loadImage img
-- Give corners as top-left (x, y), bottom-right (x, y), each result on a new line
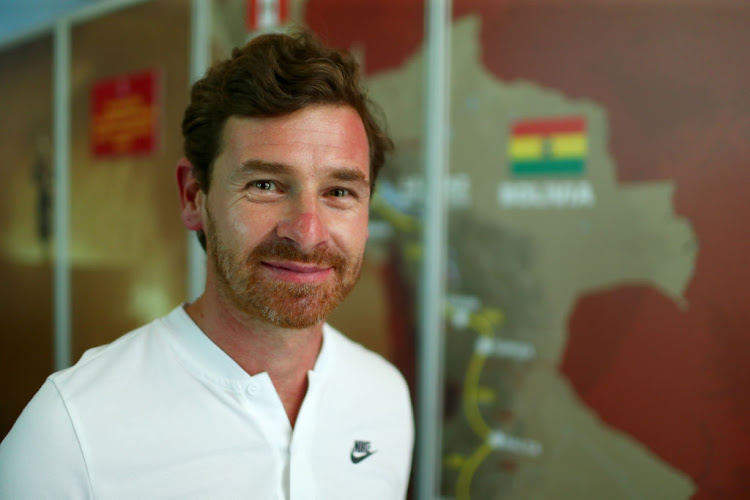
top-left (0, 31), bottom-right (413, 499)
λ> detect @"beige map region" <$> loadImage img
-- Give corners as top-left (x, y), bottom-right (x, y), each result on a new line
top-left (369, 16), bottom-right (697, 499)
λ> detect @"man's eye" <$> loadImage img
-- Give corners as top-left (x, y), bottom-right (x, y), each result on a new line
top-left (251, 180), bottom-right (275, 191)
top-left (330, 188), bottom-right (350, 197)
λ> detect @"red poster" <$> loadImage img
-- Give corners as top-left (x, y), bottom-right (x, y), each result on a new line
top-left (90, 69), bottom-right (160, 157)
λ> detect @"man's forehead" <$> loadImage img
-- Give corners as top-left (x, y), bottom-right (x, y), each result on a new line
top-left (216, 106), bottom-right (371, 182)
top-left (224, 104), bottom-right (366, 138)
top-left (223, 105), bottom-right (367, 146)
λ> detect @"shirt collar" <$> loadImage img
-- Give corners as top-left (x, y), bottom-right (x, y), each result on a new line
top-left (162, 305), bottom-right (335, 391)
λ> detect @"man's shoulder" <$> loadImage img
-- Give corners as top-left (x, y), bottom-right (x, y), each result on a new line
top-left (322, 324), bottom-right (411, 398)
top-left (323, 324), bottom-right (401, 372)
top-left (50, 307), bottom-right (180, 395)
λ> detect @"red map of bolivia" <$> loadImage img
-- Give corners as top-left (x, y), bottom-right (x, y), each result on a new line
top-left (307, 1), bottom-right (750, 497)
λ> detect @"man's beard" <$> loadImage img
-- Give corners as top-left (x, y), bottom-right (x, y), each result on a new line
top-left (206, 210), bottom-right (363, 329)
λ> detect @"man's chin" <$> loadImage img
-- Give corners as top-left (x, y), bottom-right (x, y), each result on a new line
top-left (232, 265), bottom-right (361, 330)
top-left (265, 314), bottom-right (325, 330)
top-left (241, 286), bottom-right (335, 329)
top-left (258, 300), bottom-right (329, 329)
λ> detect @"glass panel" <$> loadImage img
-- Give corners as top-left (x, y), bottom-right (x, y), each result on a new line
top-left (440, 1), bottom-right (750, 499)
top-left (68, 1), bottom-right (190, 360)
top-left (0, 35), bottom-right (55, 440)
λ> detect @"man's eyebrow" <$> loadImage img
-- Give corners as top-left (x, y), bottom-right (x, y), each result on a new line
top-left (238, 159), bottom-right (294, 176)
top-left (329, 167), bottom-right (369, 186)
top-left (237, 160), bottom-right (369, 187)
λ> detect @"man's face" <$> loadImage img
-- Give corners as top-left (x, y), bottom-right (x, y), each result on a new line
top-left (202, 104), bottom-right (371, 329)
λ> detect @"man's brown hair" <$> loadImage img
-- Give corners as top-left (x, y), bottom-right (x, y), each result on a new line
top-left (182, 30), bottom-right (393, 194)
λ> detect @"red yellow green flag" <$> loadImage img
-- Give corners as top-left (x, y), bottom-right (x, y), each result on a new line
top-left (508, 116), bottom-right (587, 176)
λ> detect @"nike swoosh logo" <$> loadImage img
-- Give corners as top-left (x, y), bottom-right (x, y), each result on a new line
top-left (351, 449), bottom-right (376, 464)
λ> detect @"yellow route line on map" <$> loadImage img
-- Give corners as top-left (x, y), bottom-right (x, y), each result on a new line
top-left (454, 307), bottom-right (505, 499)
top-left (463, 352), bottom-right (491, 439)
top-left (456, 442), bottom-right (492, 500)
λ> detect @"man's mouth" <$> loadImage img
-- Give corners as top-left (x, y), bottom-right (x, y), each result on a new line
top-left (260, 261), bottom-right (333, 283)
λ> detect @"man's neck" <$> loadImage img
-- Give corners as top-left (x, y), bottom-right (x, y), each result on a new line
top-left (184, 289), bottom-right (323, 428)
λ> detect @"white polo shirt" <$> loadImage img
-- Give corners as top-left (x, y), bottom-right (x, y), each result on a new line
top-left (0, 306), bottom-right (414, 499)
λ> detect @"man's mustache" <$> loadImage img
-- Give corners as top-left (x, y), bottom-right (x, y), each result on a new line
top-left (249, 238), bottom-right (347, 270)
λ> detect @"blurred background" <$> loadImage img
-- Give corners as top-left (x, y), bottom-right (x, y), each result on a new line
top-left (1, 0), bottom-right (749, 499)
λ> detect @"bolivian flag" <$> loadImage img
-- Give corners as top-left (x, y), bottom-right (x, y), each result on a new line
top-left (508, 116), bottom-right (587, 176)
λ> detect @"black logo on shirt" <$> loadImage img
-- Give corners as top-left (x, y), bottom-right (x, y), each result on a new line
top-left (350, 440), bottom-right (376, 464)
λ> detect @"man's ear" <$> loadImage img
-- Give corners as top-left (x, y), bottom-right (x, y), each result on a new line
top-left (176, 158), bottom-right (205, 231)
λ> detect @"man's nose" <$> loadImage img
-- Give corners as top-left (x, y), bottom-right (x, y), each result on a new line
top-left (276, 196), bottom-right (330, 252)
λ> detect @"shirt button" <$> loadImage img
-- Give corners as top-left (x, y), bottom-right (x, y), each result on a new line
top-left (247, 382), bottom-right (260, 396)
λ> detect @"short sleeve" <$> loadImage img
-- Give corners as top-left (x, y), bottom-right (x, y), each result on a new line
top-left (0, 379), bottom-right (92, 498)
